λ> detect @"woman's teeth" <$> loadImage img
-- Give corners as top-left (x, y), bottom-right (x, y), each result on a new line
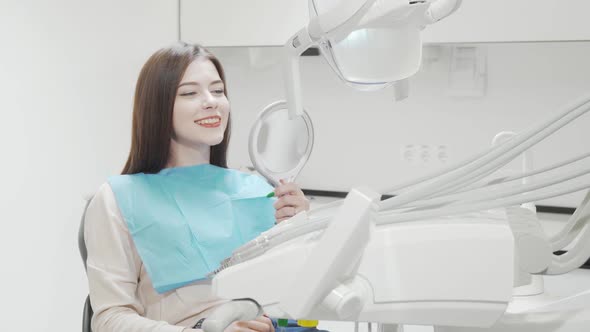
top-left (196, 118), bottom-right (220, 125)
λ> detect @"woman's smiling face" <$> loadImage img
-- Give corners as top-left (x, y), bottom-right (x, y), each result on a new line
top-left (171, 57), bottom-right (230, 150)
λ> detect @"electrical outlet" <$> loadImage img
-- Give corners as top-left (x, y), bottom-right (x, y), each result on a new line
top-left (420, 144), bottom-right (431, 163)
top-left (401, 144), bottom-right (449, 164)
top-left (401, 144), bottom-right (417, 163)
top-left (437, 145), bottom-right (449, 163)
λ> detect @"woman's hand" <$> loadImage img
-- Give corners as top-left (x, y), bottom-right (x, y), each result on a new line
top-left (223, 316), bottom-right (275, 332)
top-left (273, 180), bottom-right (310, 224)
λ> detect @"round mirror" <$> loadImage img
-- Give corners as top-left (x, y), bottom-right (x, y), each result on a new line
top-left (249, 100), bottom-right (314, 186)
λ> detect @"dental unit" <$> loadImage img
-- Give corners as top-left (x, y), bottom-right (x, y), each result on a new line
top-left (198, 1), bottom-right (590, 331)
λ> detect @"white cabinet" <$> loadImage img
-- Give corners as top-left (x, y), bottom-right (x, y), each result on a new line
top-left (181, 0), bottom-right (590, 46)
top-left (180, 0), bottom-right (309, 46)
top-left (422, 0), bottom-right (590, 43)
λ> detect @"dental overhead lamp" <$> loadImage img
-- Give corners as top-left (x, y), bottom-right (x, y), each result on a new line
top-left (283, 0), bottom-right (462, 118)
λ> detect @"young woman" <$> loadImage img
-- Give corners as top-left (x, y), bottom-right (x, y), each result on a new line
top-left (84, 42), bottom-right (312, 332)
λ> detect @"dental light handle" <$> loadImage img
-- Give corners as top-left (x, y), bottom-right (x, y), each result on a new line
top-left (425, 0), bottom-right (462, 23)
top-left (202, 299), bottom-right (263, 332)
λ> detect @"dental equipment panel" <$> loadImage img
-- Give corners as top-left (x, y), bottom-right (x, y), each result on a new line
top-left (200, 0), bottom-right (590, 331)
top-left (206, 92), bottom-right (590, 332)
top-left (212, 192), bottom-right (514, 327)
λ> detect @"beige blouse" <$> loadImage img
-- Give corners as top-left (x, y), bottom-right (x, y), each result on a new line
top-left (84, 183), bottom-right (227, 332)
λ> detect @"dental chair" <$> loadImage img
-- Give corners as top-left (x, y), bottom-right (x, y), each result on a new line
top-left (78, 198), bottom-right (93, 332)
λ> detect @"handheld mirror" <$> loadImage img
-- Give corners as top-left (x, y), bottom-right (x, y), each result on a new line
top-left (248, 100), bottom-right (314, 187)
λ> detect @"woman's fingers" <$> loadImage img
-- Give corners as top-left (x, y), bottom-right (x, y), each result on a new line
top-left (230, 316), bottom-right (273, 332)
top-left (225, 321), bottom-right (248, 332)
top-left (244, 320), bottom-right (271, 332)
top-left (273, 188), bottom-right (309, 211)
top-left (272, 181), bottom-right (310, 224)
top-left (273, 194), bottom-right (301, 210)
top-left (275, 206), bottom-right (298, 221)
top-left (254, 316), bottom-right (274, 332)
top-left (274, 182), bottom-right (304, 198)
top-left (227, 321), bottom-right (261, 332)
top-left (273, 197), bottom-right (310, 222)
top-left (276, 217), bottom-right (289, 223)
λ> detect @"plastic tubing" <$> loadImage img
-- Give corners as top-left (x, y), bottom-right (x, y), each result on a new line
top-left (378, 94), bottom-right (590, 210)
top-left (375, 177), bottom-right (590, 224)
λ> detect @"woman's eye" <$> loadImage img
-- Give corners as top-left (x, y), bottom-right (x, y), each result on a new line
top-left (180, 91), bottom-right (197, 96)
top-left (212, 89), bottom-right (225, 94)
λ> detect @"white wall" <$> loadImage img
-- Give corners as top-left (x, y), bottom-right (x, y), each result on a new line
top-left (0, 1), bottom-right (178, 330)
top-left (213, 42), bottom-right (590, 208)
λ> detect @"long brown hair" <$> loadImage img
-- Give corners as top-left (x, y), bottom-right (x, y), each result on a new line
top-left (122, 42), bottom-right (231, 174)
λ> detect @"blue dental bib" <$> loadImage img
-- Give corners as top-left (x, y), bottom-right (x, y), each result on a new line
top-left (108, 164), bottom-right (275, 293)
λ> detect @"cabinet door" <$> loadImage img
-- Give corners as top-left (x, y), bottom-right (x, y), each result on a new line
top-left (181, 0), bottom-right (309, 46)
top-left (422, 0), bottom-right (590, 43)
